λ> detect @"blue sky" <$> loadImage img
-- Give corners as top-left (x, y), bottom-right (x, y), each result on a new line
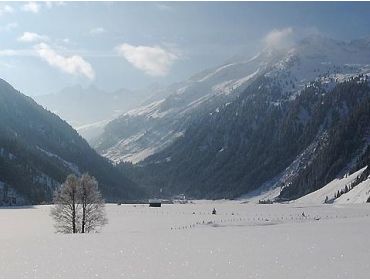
top-left (1, 1), bottom-right (370, 96)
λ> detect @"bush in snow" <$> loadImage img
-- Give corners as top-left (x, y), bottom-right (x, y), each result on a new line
top-left (51, 173), bottom-right (107, 234)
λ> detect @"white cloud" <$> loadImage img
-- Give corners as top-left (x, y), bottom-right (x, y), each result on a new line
top-left (0, 22), bottom-right (18, 32)
top-left (22, 2), bottom-right (41, 13)
top-left (263, 27), bottom-right (294, 49)
top-left (18, 32), bottom-right (48, 43)
top-left (90, 27), bottom-right (105, 35)
top-left (34, 43), bottom-right (95, 80)
top-left (0, 4), bottom-right (14, 15)
top-left (116, 43), bottom-right (179, 76)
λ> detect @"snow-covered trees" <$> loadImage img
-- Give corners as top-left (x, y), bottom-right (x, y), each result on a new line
top-left (51, 174), bottom-right (107, 234)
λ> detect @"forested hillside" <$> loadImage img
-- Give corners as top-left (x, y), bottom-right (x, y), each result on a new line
top-left (119, 76), bottom-right (370, 200)
top-left (0, 79), bottom-right (143, 205)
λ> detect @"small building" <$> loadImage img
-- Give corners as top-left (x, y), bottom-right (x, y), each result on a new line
top-left (149, 199), bottom-right (162, 207)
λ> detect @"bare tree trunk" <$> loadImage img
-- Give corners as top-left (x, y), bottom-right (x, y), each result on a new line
top-left (72, 190), bottom-right (76, 233)
top-left (79, 173), bottom-right (107, 233)
top-left (81, 184), bottom-right (86, 233)
top-left (51, 174), bottom-right (80, 234)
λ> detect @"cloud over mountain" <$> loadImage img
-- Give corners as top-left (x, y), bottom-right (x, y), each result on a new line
top-left (34, 43), bottom-right (95, 80)
top-left (116, 43), bottom-right (179, 76)
top-left (263, 27), bottom-right (294, 49)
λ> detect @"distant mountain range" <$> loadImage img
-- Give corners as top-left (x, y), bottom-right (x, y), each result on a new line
top-left (0, 79), bottom-right (144, 205)
top-left (96, 35), bottom-right (370, 200)
top-left (34, 85), bottom-right (158, 141)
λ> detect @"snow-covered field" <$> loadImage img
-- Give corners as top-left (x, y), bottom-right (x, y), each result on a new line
top-left (1, 201), bottom-right (370, 278)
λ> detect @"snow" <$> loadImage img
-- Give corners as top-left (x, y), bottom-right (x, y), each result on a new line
top-left (37, 146), bottom-right (80, 174)
top-left (76, 119), bottom-right (112, 141)
top-left (124, 99), bottom-right (166, 118)
top-left (240, 184), bottom-right (282, 203)
top-left (197, 62), bottom-right (238, 82)
top-left (231, 69), bottom-right (260, 90)
top-left (76, 119), bottom-right (111, 131)
top-left (295, 166), bottom-right (368, 204)
top-left (335, 178), bottom-right (370, 204)
top-left (104, 130), bottom-right (184, 164)
top-left (1, 201), bottom-right (370, 278)
top-left (212, 68), bottom-right (260, 95)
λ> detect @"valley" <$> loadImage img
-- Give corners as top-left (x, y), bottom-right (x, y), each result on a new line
top-left (1, 201), bottom-right (370, 278)
top-left (1, 2), bottom-right (370, 279)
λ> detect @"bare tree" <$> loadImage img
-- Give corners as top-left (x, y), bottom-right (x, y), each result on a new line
top-left (51, 174), bottom-right (80, 233)
top-left (79, 173), bottom-right (107, 233)
top-left (51, 173), bottom-right (107, 234)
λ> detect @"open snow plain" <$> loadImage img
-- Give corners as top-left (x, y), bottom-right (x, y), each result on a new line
top-left (1, 201), bottom-right (370, 278)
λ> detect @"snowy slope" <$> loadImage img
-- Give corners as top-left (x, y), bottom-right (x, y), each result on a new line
top-left (294, 167), bottom-right (368, 204)
top-left (335, 178), bottom-right (370, 204)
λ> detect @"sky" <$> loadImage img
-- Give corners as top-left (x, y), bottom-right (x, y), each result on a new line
top-left (1, 1), bottom-right (370, 97)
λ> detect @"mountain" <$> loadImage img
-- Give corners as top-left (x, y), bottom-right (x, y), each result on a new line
top-left (93, 49), bottom-right (285, 163)
top-left (115, 35), bottom-right (370, 200)
top-left (0, 79), bottom-right (144, 205)
top-left (34, 85), bottom-right (152, 141)
top-left (94, 35), bottom-right (370, 164)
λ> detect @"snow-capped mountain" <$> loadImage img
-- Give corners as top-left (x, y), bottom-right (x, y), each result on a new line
top-left (93, 48), bottom-right (286, 163)
top-left (113, 35), bottom-right (370, 201)
top-left (95, 35), bottom-right (370, 165)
